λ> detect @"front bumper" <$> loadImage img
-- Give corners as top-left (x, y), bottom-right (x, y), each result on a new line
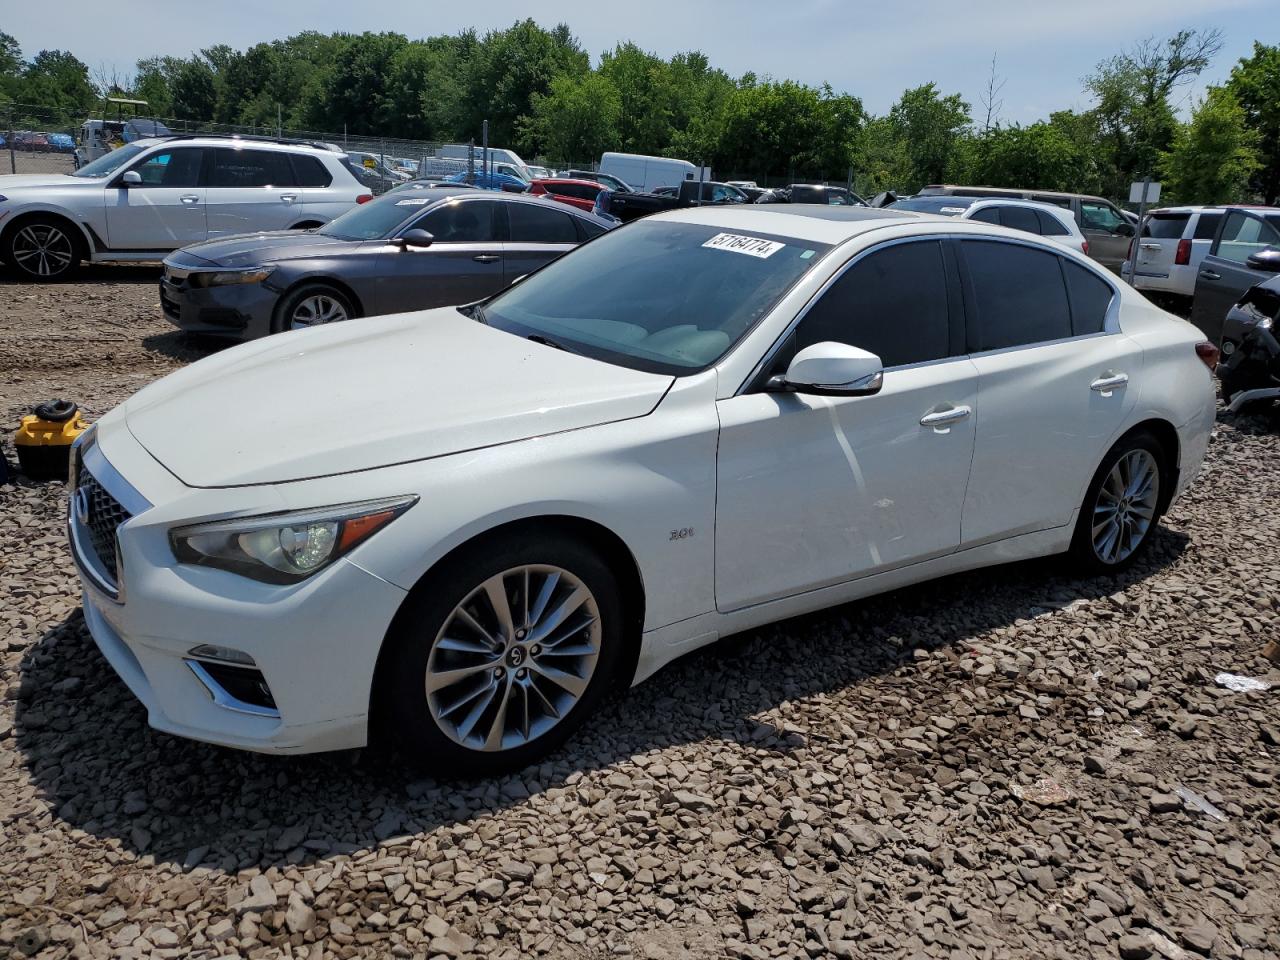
top-left (160, 273), bottom-right (278, 341)
top-left (70, 428), bottom-right (408, 754)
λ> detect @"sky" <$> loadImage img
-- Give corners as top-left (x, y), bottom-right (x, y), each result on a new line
top-left (6, 0), bottom-right (1276, 123)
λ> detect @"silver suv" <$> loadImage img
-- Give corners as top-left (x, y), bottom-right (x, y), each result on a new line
top-left (0, 135), bottom-right (369, 279)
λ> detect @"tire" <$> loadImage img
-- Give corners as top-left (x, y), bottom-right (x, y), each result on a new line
top-left (1069, 431), bottom-right (1167, 574)
top-left (379, 532), bottom-right (625, 776)
top-left (270, 283), bottom-right (356, 334)
top-left (4, 216), bottom-right (82, 280)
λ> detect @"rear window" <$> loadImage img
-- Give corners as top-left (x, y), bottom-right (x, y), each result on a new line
top-left (1142, 214), bottom-right (1190, 239)
top-left (890, 197), bottom-right (977, 215)
top-left (998, 205), bottom-right (1042, 234)
top-left (1036, 210), bottom-right (1070, 236)
top-left (289, 155), bottom-right (332, 188)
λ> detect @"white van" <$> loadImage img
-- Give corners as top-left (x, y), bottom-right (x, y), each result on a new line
top-left (598, 153), bottom-right (711, 193)
top-left (434, 144), bottom-right (532, 181)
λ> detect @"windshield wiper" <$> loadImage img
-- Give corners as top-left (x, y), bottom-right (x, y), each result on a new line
top-left (526, 334), bottom-right (574, 353)
top-left (459, 303), bottom-right (487, 324)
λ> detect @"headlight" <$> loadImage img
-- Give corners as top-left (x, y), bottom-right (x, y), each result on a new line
top-left (1259, 316), bottom-right (1273, 331)
top-left (188, 266), bottom-right (276, 288)
top-left (170, 496), bottom-right (416, 584)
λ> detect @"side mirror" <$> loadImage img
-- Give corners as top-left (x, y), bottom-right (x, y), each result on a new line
top-left (1115, 222), bottom-right (1135, 237)
top-left (120, 170), bottom-right (142, 186)
top-left (397, 228), bottom-right (434, 249)
top-left (768, 342), bottom-right (884, 397)
top-left (1246, 248), bottom-right (1280, 272)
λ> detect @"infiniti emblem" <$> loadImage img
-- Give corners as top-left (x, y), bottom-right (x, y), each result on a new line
top-left (74, 487), bottom-right (90, 525)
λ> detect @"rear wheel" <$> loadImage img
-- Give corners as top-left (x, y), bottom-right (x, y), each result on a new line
top-left (271, 283), bottom-right (355, 334)
top-left (1070, 431), bottom-right (1165, 573)
top-left (379, 533), bottom-right (624, 776)
top-left (4, 217), bottom-right (81, 279)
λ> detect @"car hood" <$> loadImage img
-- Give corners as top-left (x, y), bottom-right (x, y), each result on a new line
top-left (0, 173), bottom-right (83, 191)
top-left (124, 308), bottom-right (674, 487)
top-left (168, 231), bottom-right (368, 268)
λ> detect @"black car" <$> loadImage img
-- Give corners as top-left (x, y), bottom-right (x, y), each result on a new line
top-left (1216, 267), bottom-right (1280, 405)
top-left (600, 180), bottom-right (748, 223)
top-left (754, 184), bottom-right (867, 206)
top-left (160, 188), bottom-right (615, 341)
top-left (1190, 206), bottom-right (1280, 345)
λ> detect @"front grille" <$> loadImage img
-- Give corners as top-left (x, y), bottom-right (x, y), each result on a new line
top-left (159, 281), bottom-right (182, 320)
top-left (76, 463), bottom-right (131, 584)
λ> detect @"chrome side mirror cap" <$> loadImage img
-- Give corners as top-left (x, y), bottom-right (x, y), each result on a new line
top-left (120, 170), bottom-right (142, 186)
top-left (770, 342), bottom-right (884, 397)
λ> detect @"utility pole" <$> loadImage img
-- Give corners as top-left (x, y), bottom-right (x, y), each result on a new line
top-left (482, 120), bottom-right (489, 179)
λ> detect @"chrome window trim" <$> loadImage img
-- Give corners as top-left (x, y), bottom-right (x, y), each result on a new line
top-left (185, 660), bottom-right (282, 720)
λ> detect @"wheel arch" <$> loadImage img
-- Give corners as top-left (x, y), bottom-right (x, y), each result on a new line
top-left (274, 274), bottom-right (365, 323)
top-left (368, 514), bottom-right (647, 732)
top-left (0, 208), bottom-right (91, 262)
top-left (1116, 417), bottom-right (1181, 514)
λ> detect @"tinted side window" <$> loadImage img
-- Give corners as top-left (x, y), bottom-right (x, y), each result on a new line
top-left (508, 202), bottom-right (579, 243)
top-left (578, 218), bottom-right (607, 239)
top-left (419, 200), bottom-right (496, 242)
top-left (1063, 261), bottom-right (1113, 335)
top-left (210, 149), bottom-right (295, 188)
top-left (1193, 213), bottom-right (1222, 240)
top-left (129, 148), bottom-right (203, 187)
top-left (999, 205), bottom-right (1042, 234)
top-left (794, 241), bottom-right (951, 368)
top-left (969, 207), bottom-right (1001, 224)
top-left (963, 240), bottom-right (1072, 350)
top-left (1080, 201), bottom-right (1126, 234)
top-left (1036, 210), bottom-right (1070, 236)
top-left (1032, 194), bottom-right (1072, 209)
top-left (1143, 213), bottom-right (1189, 239)
top-left (289, 155), bottom-right (332, 187)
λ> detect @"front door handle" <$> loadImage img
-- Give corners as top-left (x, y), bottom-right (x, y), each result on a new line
top-left (472, 254), bottom-right (500, 263)
top-left (280, 193), bottom-right (298, 203)
top-left (1200, 270), bottom-right (1221, 280)
top-left (920, 405), bottom-right (972, 430)
top-left (180, 194), bottom-right (200, 205)
top-left (1091, 372), bottom-right (1129, 394)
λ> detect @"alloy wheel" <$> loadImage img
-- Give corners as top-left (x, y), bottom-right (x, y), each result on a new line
top-left (425, 564), bottom-right (602, 752)
top-left (12, 224), bottom-right (74, 277)
top-left (1091, 449), bottom-right (1159, 565)
top-left (289, 294), bottom-right (349, 329)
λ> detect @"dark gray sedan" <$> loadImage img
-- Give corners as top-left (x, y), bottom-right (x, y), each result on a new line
top-left (160, 187), bottom-right (616, 341)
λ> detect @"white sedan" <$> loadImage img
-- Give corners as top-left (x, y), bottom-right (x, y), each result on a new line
top-left (69, 206), bottom-right (1218, 773)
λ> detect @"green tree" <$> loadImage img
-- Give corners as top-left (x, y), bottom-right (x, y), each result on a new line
top-left (20, 50), bottom-right (97, 121)
top-left (1159, 86), bottom-right (1259, 204)
top-left (521, 72), bottom-right (620, 164)
top-left (0, 31), bottom-right (22, 101)
top-left (170, 58), bottom-right (218, 121)
top-left (951, 121), bottom-right (1086, 192)
top-left (713, 79), bottom-right (859, 182)
top-left (887, 82), bottom-right (971, 190)
top-left (1226, 42), bottom-right (1280, 204)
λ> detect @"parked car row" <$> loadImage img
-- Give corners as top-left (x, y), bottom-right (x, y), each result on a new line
top-left (66, 202), bottom-right (1219, 772)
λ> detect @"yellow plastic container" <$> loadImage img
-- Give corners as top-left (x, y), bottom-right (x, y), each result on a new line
top-left (15, 401), bottom-right (87, 480)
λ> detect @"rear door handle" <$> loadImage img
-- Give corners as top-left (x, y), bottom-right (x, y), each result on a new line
top-left (1091, 372), bottom-right (1129, 393)
top-left (1139, 243), bottom-right (1161, 250)
top-left (280, 193), bottom-right (298, 203)
top-left (180, 194), bottom-right (200, 205)
top-left (472, 254), bottom-right (500, 263)
top-left (920, 405), bottom-right (972, 429)
top-left (1200, 270), bottom-right (1221, 280)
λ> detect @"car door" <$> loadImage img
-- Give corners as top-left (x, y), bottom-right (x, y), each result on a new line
top-left (958, 238), bottom-right (1139, 545)
top-left (104, 146), bottom-right (206, 250)
top-left (289, 153), bottom-right (345, 224)
top-left (1079, 200), bottom-right (1134, 270)
top-left (714, 238), bottom-right (978, 611)
top-left (501, 200), bottom-right (581, 284)
top-left (369, 197), bottom-right (505, 313)
top-left (205, 148), bottom-right (302, 238)
top-left (1190, 209), bottom-right (1280, 343)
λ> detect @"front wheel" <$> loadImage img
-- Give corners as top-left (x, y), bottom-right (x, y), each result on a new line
top-left (379, 533), bottom-right (624, 776)
top-left (4, 218), bottom-right (81, 279)
top-left (1070, 432), bottom-right (1165, 574)
top-left (271, 283), bottom-right (355, 334)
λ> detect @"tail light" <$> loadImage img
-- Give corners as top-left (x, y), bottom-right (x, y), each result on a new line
top-left (1082, 240), bottom-right (1090, 256)
top-left (1195, 341), bottom-right (1219, 371)
top-left (356, 194), bottom-right (373, 205)
top-left (1174, 239), bottom-right (1192, 265)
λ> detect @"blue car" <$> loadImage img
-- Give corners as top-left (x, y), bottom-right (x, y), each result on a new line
top-left (444, 171), bottom-right (529, 193)
top-left (46, 133), bottom-right (76, 153)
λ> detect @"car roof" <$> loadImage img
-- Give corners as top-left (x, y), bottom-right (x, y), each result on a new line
top-left (922, 184), bottom-right (1110, 203)
top-left (658, 205), bottom-right (913, 243)
top-left (128, 135), bottom-right (338, 155)
top-left (1147, 206), bottom-right (1225, 214)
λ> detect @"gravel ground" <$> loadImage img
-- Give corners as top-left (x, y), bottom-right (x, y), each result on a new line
top-left (1, 272), bottom-right (1278, 960)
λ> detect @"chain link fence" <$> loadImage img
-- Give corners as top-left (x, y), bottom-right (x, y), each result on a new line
top-left (1, 103), bottom-right (79, 176)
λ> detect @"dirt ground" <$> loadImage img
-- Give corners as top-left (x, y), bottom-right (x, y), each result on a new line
top-left (0, 268), bottom-right (1277, 960)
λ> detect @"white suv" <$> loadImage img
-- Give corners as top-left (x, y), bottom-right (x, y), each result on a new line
top-left (0, 136), bottom-right (369, 279)
top-left (1123, 206), bottom-right (1225, 298)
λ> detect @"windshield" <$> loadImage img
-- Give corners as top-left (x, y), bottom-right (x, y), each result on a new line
top-left (481, 220), bottom-right (831, 375)
top-left (889, 197), bottom-right (977, 215)
top-left (319, 193), bottom-right (424, 240)
top-left (71, 144), bottom-right (146, 178)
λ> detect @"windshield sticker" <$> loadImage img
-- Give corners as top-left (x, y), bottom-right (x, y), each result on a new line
top-left (395, 198), bottom-right (431, 206)
top-left (702, 233), bottom-right (785, 258)
top-left (940, 206), bottom-right (968, 214)
top-left (800, 249), bottom-right (815, 259)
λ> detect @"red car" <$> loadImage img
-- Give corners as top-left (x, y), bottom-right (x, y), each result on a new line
top-left (528, 178), bottom-right (605, 212)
